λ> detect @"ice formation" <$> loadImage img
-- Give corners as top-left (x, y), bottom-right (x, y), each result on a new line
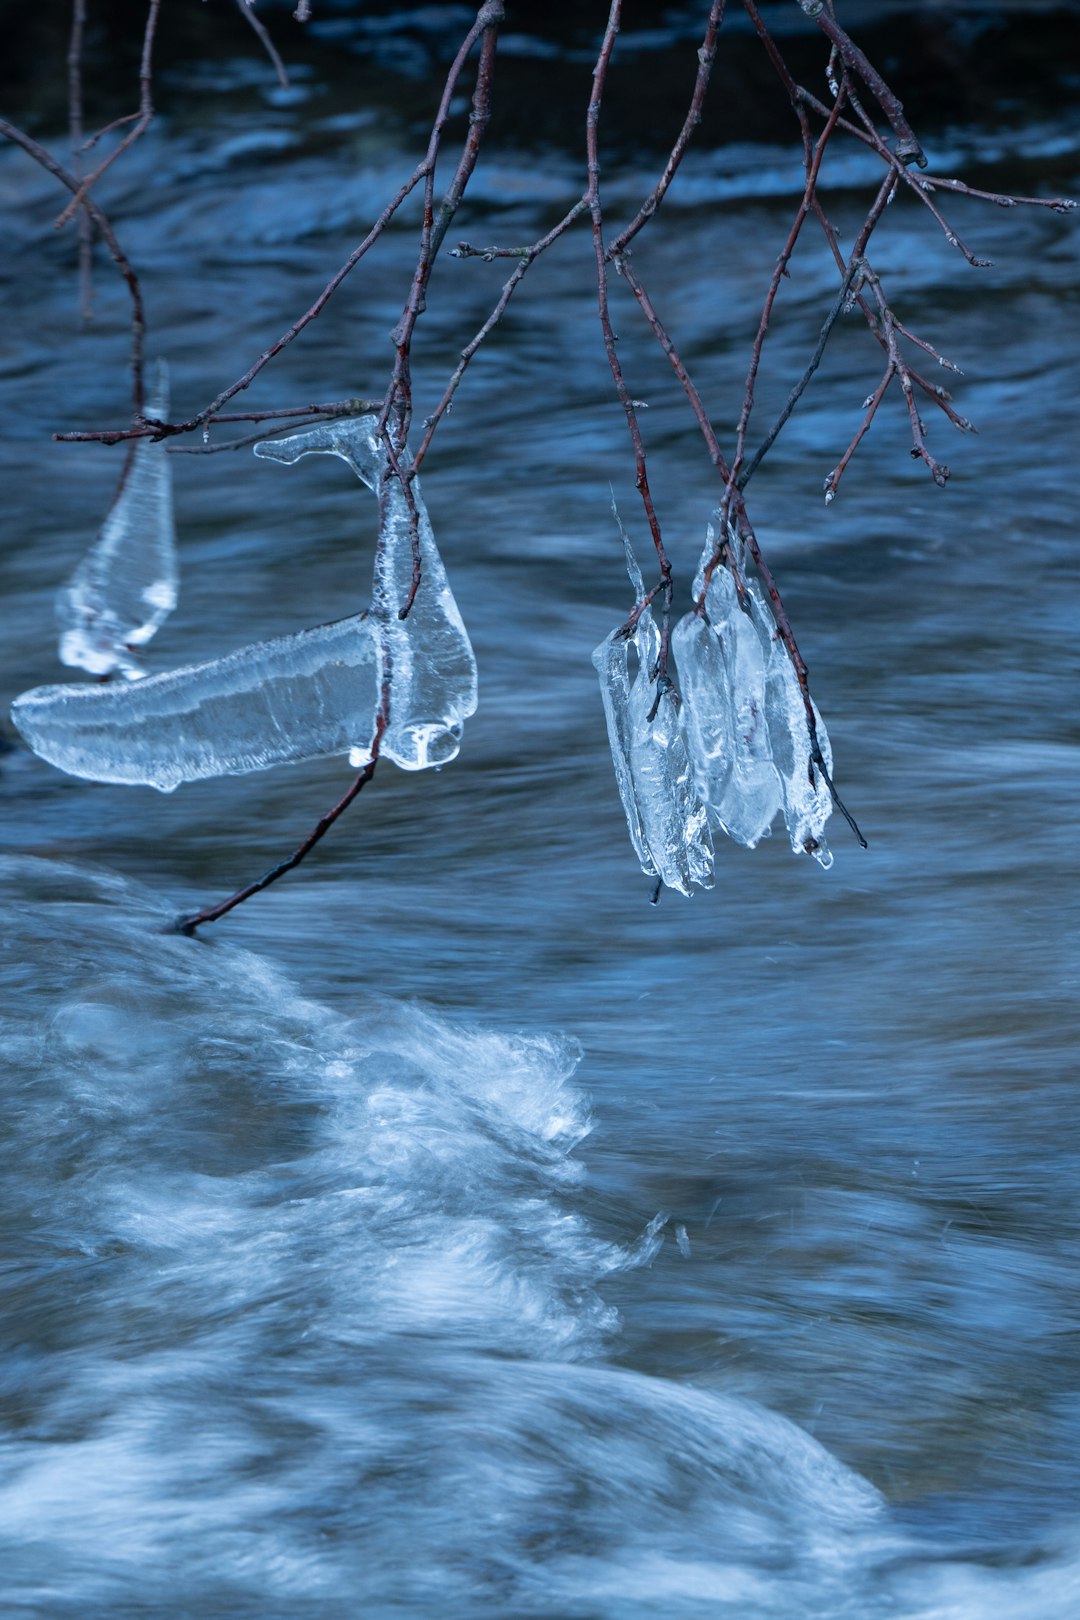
top-left (764, 630), bottom-right (834, 868)
top-left (11, 614), bottom-right (380, 792)
top-left (56, 361), bottom-right (177, 679)
top-left (597, 514), bottom-right (836, 891)
top-left (12, 413), bottom-right (478, 794)
top-left (256, 416), bottom-right (477, 771)
top-left (592, 524), bottom-right (713, 897)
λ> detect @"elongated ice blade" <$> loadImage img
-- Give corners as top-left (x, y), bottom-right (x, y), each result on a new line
top-left (680, 567), bottom-right (780, 848)
top-left (671, 609), bottom-right (734, 804)
top-left (256, 416), bottom-right (477, 771)
top-left (11, 613), bottom-right (379, 793)
top-left (56, 360), bottom-right (178, 679)
top-left (764, 632), bottom-right (834, 868)
top-left (627, 633), bottom-right (714, 895)
top-left (592, 629), bottom-right (657, 879)
top-left (593, 600), bottom-right (713, 896)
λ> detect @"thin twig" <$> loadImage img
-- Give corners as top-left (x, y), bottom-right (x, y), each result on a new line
top-left (414, 197), bottom-right (589, 475)
top-left (587, 0), bottom-right (674, 674)
top-left (823, 363), bottom-right (891, 501)
top-left (377, 2), bottom-right (503, 617)
top-left (915, 174), bottom-right (1075, 215)
top-left (0, 118), bottom-right (146, 415)
top-left (607, 0), bottom-right (726, 259)
top-left (81, 109), bottom-right (142, 151)
top-left (232, 0), bottom-right (290, 90)
top-left (55, 0), bottom-right (161, 229)
top-left (381, 0), bottom-right (503, 446)
top-left (56, 399), bottom-right (380, 445)
top-left (66, 0), bottom-right (94, 318)
top-left (174, 714), bottom-right (387, 934)
top-left (723, 75), bottom-right (848, 529)
top-left (738, 171), bottom-right (895, 489)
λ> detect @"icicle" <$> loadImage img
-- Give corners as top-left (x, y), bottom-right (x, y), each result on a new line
top-left (56, 360), bottom-right (177, 679)
top-left (11, 614), bottom-right (379, 793)
top-left (676, 558), bottom-right (780, 849)
top-left (592, 629), bottom-right (657, 881)
top-left (627, 608), bottom-right (714, 895)
top-left (256, 416), bottom-right (477, 771)
top-left (764, 631), bottom-right (834, 868)
top-left (592, 514), bottom-right (712, 896)
top-left (671, 595), bottom-right (735, 813)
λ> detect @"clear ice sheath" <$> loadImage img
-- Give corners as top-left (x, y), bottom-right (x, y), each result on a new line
top-left (256, 416), bottom-right (477, 771)
top-left (56, 360), bottom-right (178, 679)
top-left (11, 614), bottom-right (379, 793)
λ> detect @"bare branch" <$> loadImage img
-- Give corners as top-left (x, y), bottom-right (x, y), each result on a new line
top-left (0, 118), bottom-right (146, 415)
top-left (66, 0), bottom-right (94, 318)
top-left (796, 0), bottom-right (926, 168)
top-left (232, 0), bottom-right (290, 90)
top-left (175, 711), bottom-right (387, 934)
top-left (55, 0), bottom-right (161, 229)
top-left (587, 0), bottom-right (674, 665)
top-left (607, 0), bottom-right (726, 259)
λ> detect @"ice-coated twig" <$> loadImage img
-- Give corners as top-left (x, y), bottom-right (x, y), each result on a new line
top-left (255, 414), bottom-right (478, 771)
top-left (12, 613), bottom-right (380, 793)
top-left (56, 360), bottom-right (177, 678)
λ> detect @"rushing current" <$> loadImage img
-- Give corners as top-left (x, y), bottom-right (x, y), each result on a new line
top-left (1, 5), bottom-right (1079, 1615)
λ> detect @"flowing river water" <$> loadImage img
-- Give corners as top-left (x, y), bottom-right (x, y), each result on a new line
top-left (1, 6), bottom-right (1079, 1615)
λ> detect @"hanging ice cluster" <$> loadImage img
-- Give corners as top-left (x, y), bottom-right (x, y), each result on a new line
top-left (56, 360), bottom-right (178, 680)
top-left (594, 519), bottom-right (835, 894)
top-left (11, 415), bottom-right (477, 792)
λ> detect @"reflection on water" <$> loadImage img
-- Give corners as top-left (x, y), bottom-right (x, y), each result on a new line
top-left (1, 10), bottom-right (1079, 1614)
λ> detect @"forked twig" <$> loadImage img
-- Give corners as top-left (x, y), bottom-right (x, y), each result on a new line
top-left (0, 117), bottom-right (146, 414)
top-left (55, 0), bottom-right (161, 229)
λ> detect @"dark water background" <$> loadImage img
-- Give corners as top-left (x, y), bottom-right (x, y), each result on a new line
top-left (2, 4), bottom-right (1079, 1614)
